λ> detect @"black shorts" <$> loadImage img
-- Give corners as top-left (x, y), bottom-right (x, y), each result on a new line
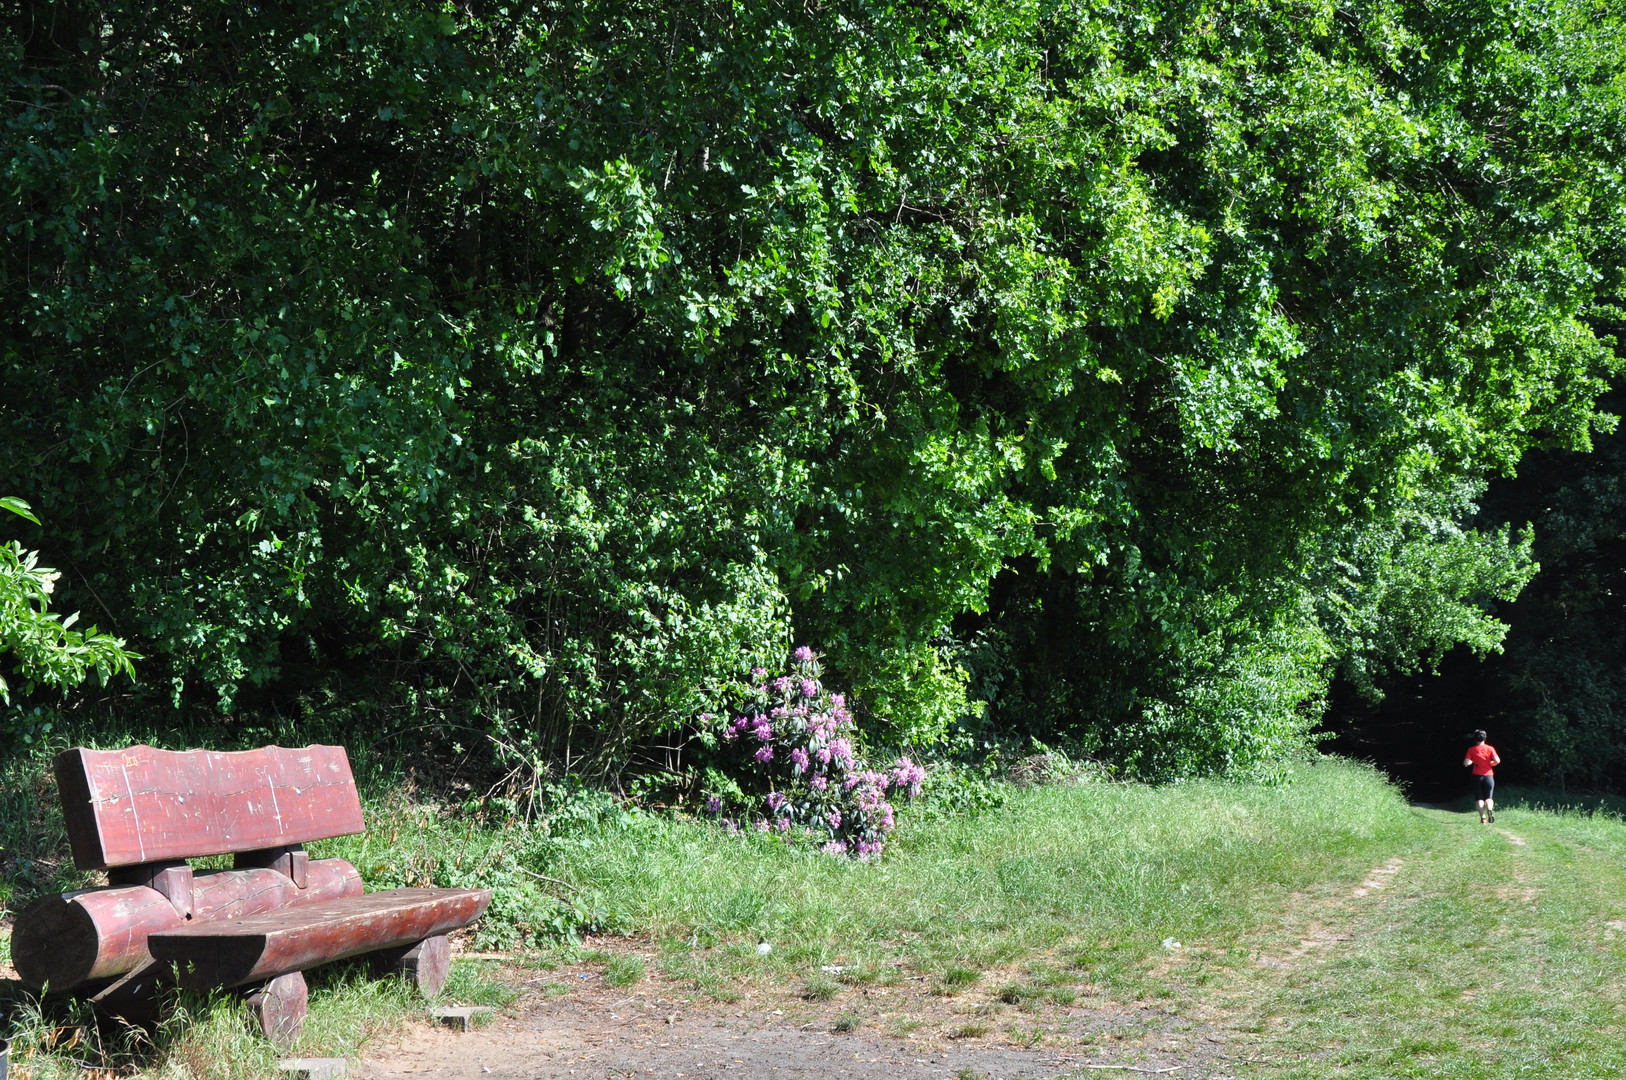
top-left (1475, 774), bottom-right (1495, 801)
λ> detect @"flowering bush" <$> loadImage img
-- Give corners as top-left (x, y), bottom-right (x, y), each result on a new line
top-left (699, 646), bottom-right (926, 858)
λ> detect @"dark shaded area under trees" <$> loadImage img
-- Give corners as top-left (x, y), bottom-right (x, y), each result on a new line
top-left (3, 0), bottom-right (1624, 789)
top-left (1324, 354), bottom-right (1626, 799)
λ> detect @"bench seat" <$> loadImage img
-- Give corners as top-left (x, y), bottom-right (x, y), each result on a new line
top-left (149, 887), bottom-right (491, 988)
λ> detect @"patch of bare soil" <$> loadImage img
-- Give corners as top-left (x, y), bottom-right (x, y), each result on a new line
top-left (360, 946), bottom-right (1238, 1080)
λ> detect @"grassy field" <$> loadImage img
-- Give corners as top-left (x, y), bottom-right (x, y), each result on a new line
top-left (4, 754), bottom-right (1626, 1078)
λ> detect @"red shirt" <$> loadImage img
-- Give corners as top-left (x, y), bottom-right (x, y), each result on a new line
top-left (1465, 744), bottom-right (1499, 777)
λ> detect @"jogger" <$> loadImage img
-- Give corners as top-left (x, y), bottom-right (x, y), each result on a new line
top-left (1464, 730), bottom-right (1501, 824)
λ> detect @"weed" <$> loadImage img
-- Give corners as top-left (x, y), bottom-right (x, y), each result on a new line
top-left (832, 1013), bottom-right (863, 1033)
top-left (698, 979), bottom-right (742, 1003)
top-left (954, 1068), bottom-right (984, 1080)
top-left (997, 982), bottom-right (1030, 1005)
top-left (950, 1022), bottom-right (991, 1039)
top-left (942, 966), bottom-right (981, 988)
top-left (802, 975), bottom-right (839, 1001)
top-left (836, 965), bottom-right (884, 985)
top-left (604, 955), bottom-right (646, 988)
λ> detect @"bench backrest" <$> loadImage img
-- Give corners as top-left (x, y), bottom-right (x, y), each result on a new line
top-left (55, 745), bottom-right (366, 870)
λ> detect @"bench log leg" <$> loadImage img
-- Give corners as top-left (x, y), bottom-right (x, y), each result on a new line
top-left (372, 934), bottom-right (450, 998)
top-left (244, 970), bottom-right (308, 1045)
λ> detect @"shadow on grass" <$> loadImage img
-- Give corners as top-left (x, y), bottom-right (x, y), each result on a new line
top-left (1416, 785), bottom-right (1626, 819)
top-left (0, 956), bottom-right (512, 1078)
top-left (1493, 785), bottom-right (1626, 818)
top-left (0, 719), bottom-right (525, 1078)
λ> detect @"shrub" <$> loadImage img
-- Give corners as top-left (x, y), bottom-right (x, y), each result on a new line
top-left (697, 647), bottom-right (925, 858)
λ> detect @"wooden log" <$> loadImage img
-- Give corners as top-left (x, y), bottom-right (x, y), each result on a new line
top-left (151, 888), bottom-right (491, 988)
top-left (236, 845), bottom-right (309, 889)
top-left (87, 959), bottom-right (164, 1023)
top-left (108, 860), bottom-right (194, 917)
top-left (244, 970), bottom-right (308, 1045)
top-left (371, 933), bottom-right (451, 997)
top-left (12, 885), bottom-right (178, 992)
top-left (55, 745), bottom-right (365, 870)
top-left (11, 859), bottom-right (363, 991)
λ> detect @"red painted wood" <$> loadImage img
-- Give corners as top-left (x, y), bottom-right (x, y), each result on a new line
top-left (150, 888), bottom-right (491, 987)
top-left (108, 861), bottom-right (194, 917)
top-left (374, 933), bottom-right (451, 997)
top-left (235, 845), bottom-right (309, 888)
top-left (11, 859), bottom-right (363, 991)
top-left (12, 884), bottom-right (179, 990)
top-left (55, 745), bottom-right (365, 869)
top-left (244, 970), bottom-right (308, 1045)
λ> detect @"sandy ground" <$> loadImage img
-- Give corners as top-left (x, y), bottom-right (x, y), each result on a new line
top-left (359, 948), bottom-right (1236, 1080)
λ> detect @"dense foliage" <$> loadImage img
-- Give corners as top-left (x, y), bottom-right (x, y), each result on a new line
top-left (1486, 382), bottom-right (1626, 789)
top-left (0, 498), bottom-right (135, 712)
top-left (2, 0), bottom-right (1622, 778)
top-left (1353, 367), bottom-right (1626, 793)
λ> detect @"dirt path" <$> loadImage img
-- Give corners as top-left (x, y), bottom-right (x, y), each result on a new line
top-left (360, 974), bottom-right (1233, 1080)
top-left (360, 999), bottom-right (1200, 1079)
top-left (360, 807), bottom-right (1607, 1080)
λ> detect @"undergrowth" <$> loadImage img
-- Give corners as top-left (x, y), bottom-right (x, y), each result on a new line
top-left (0, 715), bottom-right (1419, 1078)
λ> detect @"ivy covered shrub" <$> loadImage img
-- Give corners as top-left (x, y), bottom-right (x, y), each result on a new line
top-left (699, 648), bottom-right (925, 858)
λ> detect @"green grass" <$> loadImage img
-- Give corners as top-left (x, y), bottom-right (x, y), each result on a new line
top-left (7, 745), bottom-right (1626, 1080)
top-left (1215, 795), bottom-right (1626, 1078)
top-left (832, 1011), bottom-right (863, 1033)
top-left (801, 974), bottom-right (839, 1000)
top-left (556, 756), bottom-right (1419, 988)
top-left (602, 953), bottom-right (647, 987)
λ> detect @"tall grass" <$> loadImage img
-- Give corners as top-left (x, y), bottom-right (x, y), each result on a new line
top-left (550, 757), bottom-right (1423, 984)
top-left (0, 724), bottom-right (1427, 1076)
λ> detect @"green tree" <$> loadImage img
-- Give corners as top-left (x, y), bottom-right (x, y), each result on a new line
top-left (1, 0), bottom-right (1621, 777)
top-left (0, 498), bottom-right (136, 709)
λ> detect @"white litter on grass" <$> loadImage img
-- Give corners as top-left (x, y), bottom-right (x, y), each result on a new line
top-left (757, 941), bottom-right (773, 956)
top-left (821, 965), bottom-right (846, 974)
top-left (1162, 937), bottom-right (1182, 950)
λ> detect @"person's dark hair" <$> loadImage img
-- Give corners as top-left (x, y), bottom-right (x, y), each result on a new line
top-left (1471, 729), bottom-right (1487, 744)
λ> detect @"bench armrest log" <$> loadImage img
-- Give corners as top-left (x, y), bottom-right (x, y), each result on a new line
top-left (11, 859), bottom-right (362, 991)
top-left (150, 888), bottom-right (491, 988)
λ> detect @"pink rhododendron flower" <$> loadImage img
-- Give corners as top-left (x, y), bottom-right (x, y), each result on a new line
top-left (794, 646), bottom-right (813, 663)
top-left (811, 775), bottom-right (829, 791)
top-left (800, 679), bottom-right (817, 698)
top-left (754, 746), bottom-right (774, 763)
top-left (790, 747), bottom-right (809, 774)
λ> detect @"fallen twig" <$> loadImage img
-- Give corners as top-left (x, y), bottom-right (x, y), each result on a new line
top-left (1074, 1066), bottom-right (1183, 1074)
top-left (517, 866), bottom-right (580, 892)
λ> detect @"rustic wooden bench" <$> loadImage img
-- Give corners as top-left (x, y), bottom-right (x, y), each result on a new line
top-left (12, 745), bottom-right (491, 1043)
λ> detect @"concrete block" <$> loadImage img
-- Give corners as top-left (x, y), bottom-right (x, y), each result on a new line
top-left (278, 1058), bottom-right (346, 1080)
top-left (430, 1006), bottom-right (496, 1032)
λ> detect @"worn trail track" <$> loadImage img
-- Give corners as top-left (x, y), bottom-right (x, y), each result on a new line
top-left (361, 808), bottom-right (1620, 1080)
